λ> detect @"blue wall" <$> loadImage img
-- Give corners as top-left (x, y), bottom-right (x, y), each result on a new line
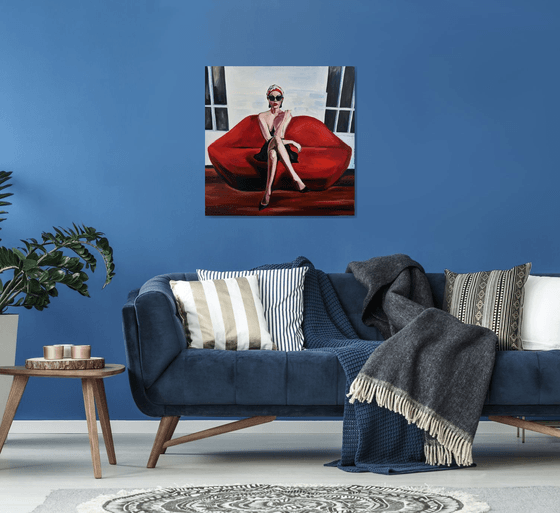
top-left (1, 0), bottom-right (559, 420)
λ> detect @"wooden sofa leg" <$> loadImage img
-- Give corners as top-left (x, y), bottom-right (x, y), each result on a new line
top-left (147, 415), bottom-right (276, 468)
top-left (161, 416), bottom-right (180, 454)
top-left (162, 416), bottom-right (276, 451)
top-left (147, 416), bottom-right (179, 468)
top-left (489, 416), bottom-right (560, 440)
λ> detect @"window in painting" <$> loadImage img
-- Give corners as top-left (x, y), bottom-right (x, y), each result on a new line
top-left (205, 66), bottom-right (229, 131)
top-left (324, 66), bottom-right (355, 134)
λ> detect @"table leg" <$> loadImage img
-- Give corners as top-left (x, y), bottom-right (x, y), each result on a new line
top-left (92, 378), bottom-right (116, 465)
top-left (82, 378), bottom-right (102, 479)
top-left (0, 375), bottom-right (29, 454)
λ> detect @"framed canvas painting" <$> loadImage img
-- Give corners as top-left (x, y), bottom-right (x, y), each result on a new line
top-left (205, 66), bottom-right (355, 216)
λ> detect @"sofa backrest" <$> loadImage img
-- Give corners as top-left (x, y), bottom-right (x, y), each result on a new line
top-left (328, 273), bottom-right (447, 341)
top-left (328, 271), bottom-right (560, 342)
top-left (152, 271), bottom-right (559, 344)
top-left (155, 271), bottom-right (447, 343)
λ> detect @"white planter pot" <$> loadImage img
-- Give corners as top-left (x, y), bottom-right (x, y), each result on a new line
top-left (0, 314), bottom-right (18, 416)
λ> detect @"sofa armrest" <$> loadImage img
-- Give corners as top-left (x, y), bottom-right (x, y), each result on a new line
top-left (122, 288), bottom-right (152, 414)
top-left (122, 289), bottom-right (141, 374)
top-left (133, 275), bottom-right (189, 389)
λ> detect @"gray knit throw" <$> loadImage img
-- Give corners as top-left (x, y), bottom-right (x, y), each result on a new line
top-left (347, 255), bottom-right (497, 466)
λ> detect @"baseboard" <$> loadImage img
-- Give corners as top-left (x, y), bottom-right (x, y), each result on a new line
top-left (10, 419), bottom-right (513, 435)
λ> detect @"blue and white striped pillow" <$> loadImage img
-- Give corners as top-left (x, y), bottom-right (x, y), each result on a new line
top-left (197, 267), bottom-right (309, 351)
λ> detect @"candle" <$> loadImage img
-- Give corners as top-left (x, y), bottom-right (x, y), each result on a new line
top-left (71, 345), bottom-right (91, 359)
top-left (54, 344), bottom-right (74, 358)
top-left (43, 345), bottom-right (64, 360)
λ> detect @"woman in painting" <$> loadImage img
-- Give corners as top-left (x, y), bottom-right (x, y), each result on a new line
top-left (254, 84), bottom-right (309, 210)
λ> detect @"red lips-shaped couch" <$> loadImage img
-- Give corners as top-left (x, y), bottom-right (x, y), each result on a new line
top-left (208, 115), bottom-right (352, 191)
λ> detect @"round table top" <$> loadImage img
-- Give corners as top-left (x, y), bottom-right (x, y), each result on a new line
top-left (0, 363), bottom-right (125, 378)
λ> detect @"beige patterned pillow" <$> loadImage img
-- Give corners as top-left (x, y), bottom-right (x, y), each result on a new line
top-left (444, 263), bottom-right (532, 350)
top-left (170, 275), bottom-right (275, 350)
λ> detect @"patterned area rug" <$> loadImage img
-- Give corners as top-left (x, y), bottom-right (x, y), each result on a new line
top-left (76, 484), bottom-right (490, 512)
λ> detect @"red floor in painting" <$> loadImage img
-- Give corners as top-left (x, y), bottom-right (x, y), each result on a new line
top-left (205, 167), bottom-right (355, 216)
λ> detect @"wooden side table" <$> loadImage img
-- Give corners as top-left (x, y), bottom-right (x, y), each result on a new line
top-left (0, 364), bottom-right (125, 479)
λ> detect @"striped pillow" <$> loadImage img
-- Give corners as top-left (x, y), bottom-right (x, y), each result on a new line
top-left (443, 263), bottom-right (532, 351)
top-left (170, 275), bottom-right (275, 350)
top-left (197, 267), bottom-right (308, 351)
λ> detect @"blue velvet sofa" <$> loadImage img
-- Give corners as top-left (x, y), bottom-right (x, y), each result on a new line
top-left (122, 271), bottom-right (560, 468)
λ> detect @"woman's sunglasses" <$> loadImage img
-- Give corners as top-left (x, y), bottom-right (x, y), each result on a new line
top-left (268, 95), bottom-right (283, 101)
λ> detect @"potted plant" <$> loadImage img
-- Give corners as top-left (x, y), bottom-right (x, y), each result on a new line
top-left (0, 170), bottom-right (115, 410)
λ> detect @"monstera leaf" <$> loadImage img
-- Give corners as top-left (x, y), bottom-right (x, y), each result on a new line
top-left (0, 171), bottom-right (115, 313)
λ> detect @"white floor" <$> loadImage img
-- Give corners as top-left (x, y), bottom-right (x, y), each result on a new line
top-left (0, 421), bottom-right (559, 512)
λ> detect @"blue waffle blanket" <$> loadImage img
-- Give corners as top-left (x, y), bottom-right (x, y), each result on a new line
top-left (259, 256), bottom-right (495, 474)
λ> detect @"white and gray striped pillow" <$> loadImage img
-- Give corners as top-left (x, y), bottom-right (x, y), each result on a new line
top-left (170, 275), bottom-right (275, 350)
top-left (197, 267), bottom-right (309, 351)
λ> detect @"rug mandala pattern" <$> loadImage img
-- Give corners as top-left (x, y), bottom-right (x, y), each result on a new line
top-left (97, 484), bottom-right (480, 512)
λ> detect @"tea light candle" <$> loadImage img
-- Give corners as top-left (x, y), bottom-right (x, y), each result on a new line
top-left (54, 344), bottom-right (74, 358)
top-left (71, 345), bottom-right (91, 359)
top-left (44, 345), bottom-right (64, 360)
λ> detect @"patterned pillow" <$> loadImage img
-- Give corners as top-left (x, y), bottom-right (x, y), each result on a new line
top-left (443, 263), bottom-right (532, 350)
top-left (170, 275), bottom-right (275, 350)
top-left (197, 267), bottom-right (308, 351)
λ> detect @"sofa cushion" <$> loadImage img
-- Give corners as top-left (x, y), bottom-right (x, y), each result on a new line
top-left (146, 348), bottom-right (345, 407)
top-left (170, 276), bottom-right (274, 351)
top-left (521, 275), bottom-right (560, 350)
top-left (197, 267), bottom-right (308, 351)
top-left (443, 263), bottom-right (532, 350)
top-left (146, 345), bottom-right (560, 409)
top-left (486, 349), bottom-right (560, 405)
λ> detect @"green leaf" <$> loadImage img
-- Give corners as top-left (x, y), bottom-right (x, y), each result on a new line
top-left (0, 171), bottom-right (13, 241)
top-left (0, 246), bottom-right (22, 270)
top-left (0, 201), bottom-right (116, 311)
top-left (26, 278), bottom-right (42, 294)
top-left (22, 259), bottom-right (38, 271)
top-left (13, 248), bottom-right (26, 261)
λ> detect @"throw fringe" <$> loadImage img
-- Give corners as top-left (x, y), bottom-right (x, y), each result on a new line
top-left (348, 374), bottom-right (473, 467)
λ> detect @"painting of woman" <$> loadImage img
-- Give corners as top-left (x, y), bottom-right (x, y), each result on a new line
top-left (205, 66), bottom-right (355, 216)
top-left (254, 85), bottom-right (309, 210)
